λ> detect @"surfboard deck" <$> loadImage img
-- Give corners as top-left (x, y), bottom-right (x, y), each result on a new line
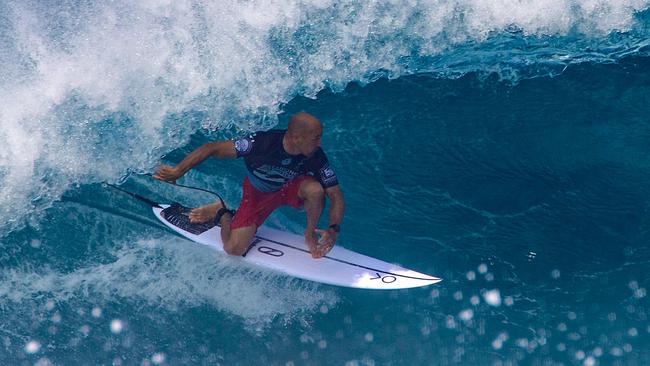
top-left (153, 203), bottom-right (441, 289)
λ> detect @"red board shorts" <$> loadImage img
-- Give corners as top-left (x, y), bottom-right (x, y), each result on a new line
top-left (230, 175), bottom-right (315, 230)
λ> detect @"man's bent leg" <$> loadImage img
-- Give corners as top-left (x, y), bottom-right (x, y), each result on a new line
top-left (298, 179), bottom-right (325, 235)
top-left (219, 211), bottom-right (257, 256)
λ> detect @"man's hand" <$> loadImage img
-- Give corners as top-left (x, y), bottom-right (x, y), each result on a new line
top-left (305, 228), bottom-right (338, 259)
top-left (153, 165), bottom-right (182, 183)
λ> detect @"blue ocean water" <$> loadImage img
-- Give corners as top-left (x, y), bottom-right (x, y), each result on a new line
top-left (2, 1), bottom-right (650, 365)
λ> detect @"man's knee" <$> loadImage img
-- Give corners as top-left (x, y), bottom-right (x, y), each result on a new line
top-left (300, 179), bottom-right (325, 201)
top-left (223, 240), bottom-right (248, 256)
top-left (222, 226), bottom-right (256, 256)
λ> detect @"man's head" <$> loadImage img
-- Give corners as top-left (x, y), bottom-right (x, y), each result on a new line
top-left (286, 112), bottom-right (323, 156)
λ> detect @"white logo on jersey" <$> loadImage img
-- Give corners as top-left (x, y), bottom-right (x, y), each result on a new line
top-left (235, 138), bottom-right (251, 154)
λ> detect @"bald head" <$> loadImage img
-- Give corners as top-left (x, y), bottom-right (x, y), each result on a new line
top-left (285, 112), bottom-right (323, 156)
top-left (288, 112), bottom-right (322, 137)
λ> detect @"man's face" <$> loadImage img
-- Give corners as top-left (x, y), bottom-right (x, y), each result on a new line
top-left (298, 126), bottom-right (323, 156)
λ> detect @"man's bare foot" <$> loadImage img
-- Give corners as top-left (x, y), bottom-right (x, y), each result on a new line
top-left (189, 202), bottom-right (223, 223)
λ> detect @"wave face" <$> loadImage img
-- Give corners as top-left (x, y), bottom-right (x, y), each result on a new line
top-left (2, 58), bottom-right (650, 363)
top-left (1, 0), bottom-right (650, 232)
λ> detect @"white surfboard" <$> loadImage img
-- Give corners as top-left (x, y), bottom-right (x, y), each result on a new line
top-left (153, 203), bottom-right (441, 289)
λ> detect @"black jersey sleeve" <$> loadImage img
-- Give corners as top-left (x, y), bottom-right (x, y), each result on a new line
top-left (311, 149), bottom-right (339, 188)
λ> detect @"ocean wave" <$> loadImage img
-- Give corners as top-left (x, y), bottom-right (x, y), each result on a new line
top-left (0, 0), bottom-right (649, 232)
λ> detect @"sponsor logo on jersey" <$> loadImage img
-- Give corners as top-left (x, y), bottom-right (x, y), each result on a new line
top-left (320, 165), bottom-right (338, 185)
top-left (323, 167), bottom-right (334, 177)
top-left (254, 165), bottom-right (299, 182)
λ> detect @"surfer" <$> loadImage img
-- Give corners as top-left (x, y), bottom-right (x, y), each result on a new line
top-left (154, 112), bottom-right (345, 259)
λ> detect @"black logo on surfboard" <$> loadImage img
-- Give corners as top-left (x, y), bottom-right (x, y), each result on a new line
top-left (370, 272), bottom-right (397, 283)
top-left (258, 246), bottom-right (284, 257)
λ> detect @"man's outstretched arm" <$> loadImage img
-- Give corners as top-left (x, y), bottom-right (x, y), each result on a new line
top-left (154, 141), bottom-right (237, 182)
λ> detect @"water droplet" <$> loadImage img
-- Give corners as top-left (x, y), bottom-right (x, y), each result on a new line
top-left (51, 313), bottom-right (61, 323)
top-left (80, 325), bottom-right (90, 336)
top-left (152, 353), bottom-right (166, 365)
top-left (25, 340), bottom-right (41, 354)
top-left (45, 300), bottom-right (55, 311)
top-left (319, 305), bottom-right (329, 314)
top-left (504, 296), bottom-right (514, 306)
top-left (110, 319), bottom-right (124, 334)
top-left (623, 344), bottom-right (632, 352)
top-left (551, 269), bottom-right (561, 279)
top-left (516, 338), bottom-right (528, 348)
top-left (92, 307), bottom-right (102, 318)
top-left (364, 333), bottom-right (373, 342)
top-left (466, 271), bottom-right (476, 281)
top-left (459, 309), bottom-right (473, 322)
top-left (483, 290), bottom-right (501, 306)
top-left (634, 288), bottom-right (646, 299)
top-left (610, 347), bottom-right (623, 356)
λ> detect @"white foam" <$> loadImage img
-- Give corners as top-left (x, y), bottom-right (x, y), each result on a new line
top-left (0, 235), bottom-right (338, 329)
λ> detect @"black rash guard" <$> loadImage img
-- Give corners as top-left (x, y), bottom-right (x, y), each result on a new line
top-left (233, 130), bottom-right (339, 192)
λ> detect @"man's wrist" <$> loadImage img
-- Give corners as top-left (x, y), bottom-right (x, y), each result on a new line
top-left (328, 224), bottom-right (341, 233)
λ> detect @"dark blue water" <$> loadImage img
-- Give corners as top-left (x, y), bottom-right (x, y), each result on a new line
top-left (2, 1), bottom-right (650, 365)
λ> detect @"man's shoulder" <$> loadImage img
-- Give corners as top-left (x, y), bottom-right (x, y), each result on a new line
top-left (252, 129), bottom-right (285, 150)
top-left (236, 129), bottom-right (285, 157)
top-left (306, 147), bottom-right (330, 165)
top-left (313, 147), bottom-right (328, 159)
top-left (254, 129), bottom-right (286, 139)
top-left (237, 129), bottom-right (285, 142)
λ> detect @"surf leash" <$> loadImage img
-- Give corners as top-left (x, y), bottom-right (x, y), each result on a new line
top-left (105, 173), bottom-right (228, 210)
top-left (141, 173), bottom-right (228, 209)
top-left (104, 182), bottom-right (162, 208)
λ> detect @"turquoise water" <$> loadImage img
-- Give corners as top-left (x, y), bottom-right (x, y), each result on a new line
top-left (2, 1), bottom-right (650, 365)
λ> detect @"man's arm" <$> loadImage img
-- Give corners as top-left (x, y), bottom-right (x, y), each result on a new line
top-left (154, 140), bottom-right (237, 182)
top-left (311, 185), bottom-right (345, 257)
top-left (326, 185), bottom-right (345, 229)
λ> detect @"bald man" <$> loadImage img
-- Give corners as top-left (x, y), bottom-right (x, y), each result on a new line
top-left (154, 112), bottom-right (345, 259)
